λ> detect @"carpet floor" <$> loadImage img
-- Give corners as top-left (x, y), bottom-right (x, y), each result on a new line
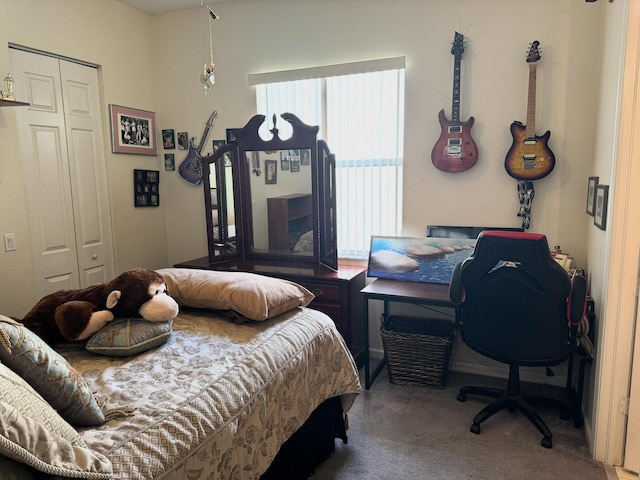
top-left (312, 368), bottom-right (614, 480)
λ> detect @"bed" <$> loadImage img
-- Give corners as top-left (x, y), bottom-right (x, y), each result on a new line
top-left (0, 268), bottom-right (361, 480)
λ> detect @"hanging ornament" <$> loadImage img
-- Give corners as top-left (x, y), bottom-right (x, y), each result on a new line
top-left (199, 4), bottom-right (218, 94)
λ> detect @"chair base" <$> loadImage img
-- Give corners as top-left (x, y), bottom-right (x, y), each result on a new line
top-left (456, 366), bottom-right (570, 449)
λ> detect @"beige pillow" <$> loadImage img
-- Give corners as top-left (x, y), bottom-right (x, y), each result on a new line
top-left (0, 362), bottom-right (112, 479)
top-left (157, 268), bottom-right (315, 321)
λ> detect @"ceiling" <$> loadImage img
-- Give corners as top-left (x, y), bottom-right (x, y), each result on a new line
top-left (119, 0), bottom-right (211, 16)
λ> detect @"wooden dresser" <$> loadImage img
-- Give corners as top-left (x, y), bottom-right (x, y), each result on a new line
top-left (173, 257), bottom-right (366, 367)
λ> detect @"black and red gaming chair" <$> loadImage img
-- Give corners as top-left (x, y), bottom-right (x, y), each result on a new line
top-left (449, 230), bottom-right (587, 448)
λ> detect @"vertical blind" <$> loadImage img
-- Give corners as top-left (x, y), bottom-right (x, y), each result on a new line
top-left (254, 59), bottom-right (405, 259)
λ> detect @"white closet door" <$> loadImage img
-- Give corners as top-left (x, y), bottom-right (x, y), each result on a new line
top-left (11, 48), bottom-right (114, 298)
top-left (59, 60), bottom-right (114, 287)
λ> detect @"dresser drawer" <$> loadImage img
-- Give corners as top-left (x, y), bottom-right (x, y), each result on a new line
top-left (300, 282), bottom-right (341, 303)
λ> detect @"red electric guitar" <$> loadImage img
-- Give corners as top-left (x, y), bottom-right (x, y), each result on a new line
top-left (178, 110), bottom-right (218, 185)
top-left (504, 41), bottom-right (555, 180)
top-left (431, 32), bottom-right (478, 173)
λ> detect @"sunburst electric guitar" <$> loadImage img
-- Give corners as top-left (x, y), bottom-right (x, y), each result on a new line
top-left (504, 41), bottom-right (555, 180)
top-left (178, 110), bottom-right (218, 185)
top-left (431, 32), bottom-right (478, 173)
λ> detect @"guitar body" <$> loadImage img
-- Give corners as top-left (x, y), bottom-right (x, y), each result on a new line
top-left (504, 121), bottom-right (555, 180)
top-left (178, 139), bottom-right (205, 185)
top-left (431, 108), bottom-right (478, 173)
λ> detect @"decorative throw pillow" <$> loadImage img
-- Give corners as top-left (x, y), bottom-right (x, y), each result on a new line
top-left (0, 362), bottom-right (112, 479)
top-left (86, 318), bottom-right (173, 356)
top-left (156, 268), bottom-right (315, 321)
top-left (0, 315), bottom-right (105, 427)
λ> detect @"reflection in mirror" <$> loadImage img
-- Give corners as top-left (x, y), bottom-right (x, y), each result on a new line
top-left (246, 149), bottom-right (314, 256)
top-left (202, 145), bottom-right (242, 263)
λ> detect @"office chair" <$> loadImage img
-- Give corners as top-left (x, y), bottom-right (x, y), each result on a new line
top-left (449, 230), bottom-right (587, 448)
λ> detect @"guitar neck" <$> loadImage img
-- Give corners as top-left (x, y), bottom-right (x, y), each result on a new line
top-left (526, 62), bottom-right (537, 138)
top-left (451, 54), bottom-right (462, 124)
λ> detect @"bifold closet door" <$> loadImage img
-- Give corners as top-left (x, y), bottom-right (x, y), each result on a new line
top-left (10, 48), bottom-right (114, 299)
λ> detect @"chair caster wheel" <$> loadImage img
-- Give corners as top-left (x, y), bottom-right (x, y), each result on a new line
top-left (470, 423), bottom-right (480, 435)
top-left (457, 393), bottom-right (467, 402)
top-left (541, 437), bottom-right (552, 449)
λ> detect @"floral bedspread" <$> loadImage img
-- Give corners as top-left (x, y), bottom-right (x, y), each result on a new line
top-left (57, 307), bottom-right (361, 480)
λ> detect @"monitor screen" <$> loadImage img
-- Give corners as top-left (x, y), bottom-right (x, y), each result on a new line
top-left (426, 225), bottom-right (524, 240)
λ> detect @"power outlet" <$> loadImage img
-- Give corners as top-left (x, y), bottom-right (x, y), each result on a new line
top-left (4, 233), bottom-right (16, 252)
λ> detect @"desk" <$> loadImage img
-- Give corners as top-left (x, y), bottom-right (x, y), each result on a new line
top-left (361, 279), bottom-right (455, 390)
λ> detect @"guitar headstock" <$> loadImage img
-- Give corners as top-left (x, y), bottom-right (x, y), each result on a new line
top-left (526, 41), bottom-right (541, 63)
top-left (206, 110), bottom-right (218, 127)
top-left (451, 31), bottom-right (465, 56)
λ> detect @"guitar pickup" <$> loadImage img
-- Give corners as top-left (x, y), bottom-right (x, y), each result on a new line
top-left (522, 155), bottom-right (537, 169)
top-left (447, 138), bottom-right (462, 155)
top-left (447, 126), bottom-right (462, 134)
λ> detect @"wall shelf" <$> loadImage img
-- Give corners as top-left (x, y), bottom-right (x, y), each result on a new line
top-left (0, 99), bottom-right (30, 107)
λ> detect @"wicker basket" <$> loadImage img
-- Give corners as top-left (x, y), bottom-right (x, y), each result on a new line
top-left (380, 315), bottom-right (456, 388)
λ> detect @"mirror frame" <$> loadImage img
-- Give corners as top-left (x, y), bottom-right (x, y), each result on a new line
top-left (235, 113), bottom-right (321, 264)
top-left (202, 144), bottom-right (244, 263)
top-left (202, 112), bottom-right (338, 269)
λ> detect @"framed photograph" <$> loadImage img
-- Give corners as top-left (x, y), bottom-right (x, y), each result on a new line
top-left (367, 236), bottom-right (477, 284)
top-left (162, 129), bottom-right (175, 149)
top-left (164, 154), bottom-right (175, 171)
top-left (300, 148), bottom-right (311, 166)
top-left (280, 153), bottom-right (290, 171)
top-left (290, 157), bottom-right (300, 172)
top-left (594, 184), bottom-right (609, 230)
top-left (134, 169), bottom-right (160, 207)
top-left (177, 131), bottom-right (189, 150)
top-left (265, 160), bottom-right (277, 184)
top-left (226, 128), bottom-right (240, 144)
top-left (109, 104), bottom-right (157, 155)
top-left (586, 176), bottom-right (599, 216)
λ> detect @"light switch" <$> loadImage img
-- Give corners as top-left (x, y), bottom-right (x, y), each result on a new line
top-left (4, 233), bottom-right (16, 252)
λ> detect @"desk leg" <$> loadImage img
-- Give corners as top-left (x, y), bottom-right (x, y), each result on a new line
top-left (364, 294), bottom-right (370, 389)
top-left (364, 296), bottom-right (387, 390)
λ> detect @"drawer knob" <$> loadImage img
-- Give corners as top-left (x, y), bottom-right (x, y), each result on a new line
top-left (311, 288), bottom-right (325, 296)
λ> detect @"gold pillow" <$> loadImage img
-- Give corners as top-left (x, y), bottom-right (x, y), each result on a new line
top-left (156, 268), bottom-right (314, 321)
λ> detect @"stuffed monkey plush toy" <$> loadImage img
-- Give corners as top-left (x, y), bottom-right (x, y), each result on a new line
top-left (19, 268), bottom-right (179, 345)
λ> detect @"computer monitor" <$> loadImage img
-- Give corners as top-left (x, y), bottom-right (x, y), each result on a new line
top-left (426, 225), bottom-right (524, 240)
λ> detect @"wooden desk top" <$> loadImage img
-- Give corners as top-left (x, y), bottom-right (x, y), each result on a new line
top-left (361, 278), bottom-right (453, 306)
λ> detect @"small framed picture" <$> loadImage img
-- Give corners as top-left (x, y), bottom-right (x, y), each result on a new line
top-left (134, 169), bottom-right (160, 207)
top-left (177, 131), bottom-right (189, 150)
top-left (586, 176), bottom-right (599, 216)
top-left (280, 152), bottom-right (290, 171)
top-left (162, 129), bottom-right (175, 149)
top-left (594, 184), bottom-right (609, 230)
top-left (290, 157), bottom-right (300, 172)
top-left (300, 148), bottom-right (311, 166)
top-left (164, 154), bottom-right (175, 171)
top-left (109, 104), bottom-right (157, 155)
top-left (265, 160), bottom-right (277, 184)
top-left (226, 128), bottom-right (239, 144)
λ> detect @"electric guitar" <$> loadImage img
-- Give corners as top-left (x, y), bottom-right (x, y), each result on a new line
top-left (504, 41), bottom-right (555, 180)
top-left (178, 110), bottom-right (218, 185)
top-left (431, 31), bottom-right (478, 173)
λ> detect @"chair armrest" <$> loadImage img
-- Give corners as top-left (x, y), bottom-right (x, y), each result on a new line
top-left (568, 269), bottom-right (588, 326)
top-left (449, 262), bottom-right (464, 305)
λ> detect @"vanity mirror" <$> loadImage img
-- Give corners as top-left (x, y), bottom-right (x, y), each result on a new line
top-left (202, 112), bottom-right (337, 270)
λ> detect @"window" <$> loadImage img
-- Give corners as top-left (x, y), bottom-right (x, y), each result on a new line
top-left (251, 58), bottom-right (405, 259)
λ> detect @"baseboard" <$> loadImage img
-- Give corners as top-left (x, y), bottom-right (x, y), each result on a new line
top-left (450, 359), bottom-right (566, 387)
top-left (369, 349), bottom-right (567, 387)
